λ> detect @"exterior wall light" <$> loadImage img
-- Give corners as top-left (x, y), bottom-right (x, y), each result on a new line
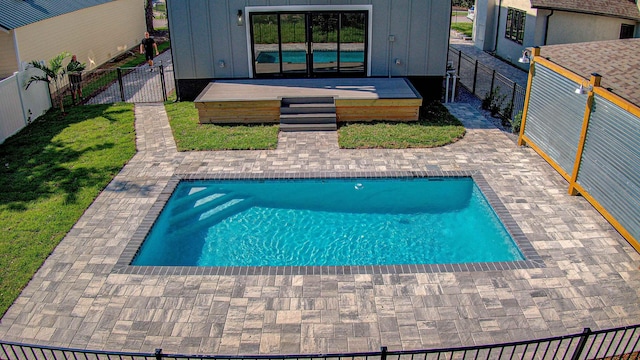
top-left (237, 10), bottom-right (243, 26)
top-left (518, 49), bottom-right (532, 64)
top-left (574, 82), bottom-right (593, 95)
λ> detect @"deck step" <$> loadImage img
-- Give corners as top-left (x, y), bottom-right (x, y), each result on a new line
top-left (280, 123), bottom-right (337, 132)
top-left (281, 104), bottom-right (336, 114)
top-left (280, 97), bottom-right (337, 132)
top-left (281, 97), bottom-right (334, 105)
top-left (280, 113), bottom-right (336, 123)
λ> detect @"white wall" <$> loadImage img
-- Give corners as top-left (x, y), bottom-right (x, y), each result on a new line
top-left (0, 68), bottom-right (51, 144)
top-left (546, 12), bottom-right (637, 44)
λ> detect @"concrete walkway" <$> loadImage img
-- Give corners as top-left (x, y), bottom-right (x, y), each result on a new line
top-left (449, 39), bottom-right (529, 88)
top-left (86, 50), bottom-right (175, 105)
top-left (1, 98), bottom-right (639, 355)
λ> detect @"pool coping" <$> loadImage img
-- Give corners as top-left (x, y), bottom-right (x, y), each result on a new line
top-left (114, 170), bottom-right (545, 275)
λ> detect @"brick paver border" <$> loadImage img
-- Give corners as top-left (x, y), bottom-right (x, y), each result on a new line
top-left (115, 171), bottom-right (544, 276)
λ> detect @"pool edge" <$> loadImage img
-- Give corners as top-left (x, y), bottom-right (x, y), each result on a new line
top-left (113, 171), bottom-right (545, 275)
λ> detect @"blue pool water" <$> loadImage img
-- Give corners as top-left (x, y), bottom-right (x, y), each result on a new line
top-left (256, 50), bottom-right (364, 64)
top-left (132, 178), bottom-right (524, 267)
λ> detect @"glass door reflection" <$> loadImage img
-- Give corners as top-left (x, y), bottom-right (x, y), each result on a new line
top-left (311, 13), bottom-right (339, 75)
top-left (280, 13), bottom-right (308, 75)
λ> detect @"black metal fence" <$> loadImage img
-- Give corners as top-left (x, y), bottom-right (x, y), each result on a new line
top-left (447, 46), bottom-right (526, 123)
top-left (1, 324), bottom-right (639, 360)
top-left (61, 65), bottom-right (169, 107)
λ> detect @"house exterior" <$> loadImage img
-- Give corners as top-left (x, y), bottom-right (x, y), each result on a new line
top-left (166, 0), bottom-right (452, 101)
top-left (472, 0), bottom-right (640, 69)
top-left (0, 0), bottom-right (146, 79)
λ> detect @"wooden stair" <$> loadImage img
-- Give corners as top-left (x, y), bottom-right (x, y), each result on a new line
top-left (280, 97), bottom-right (337, 132)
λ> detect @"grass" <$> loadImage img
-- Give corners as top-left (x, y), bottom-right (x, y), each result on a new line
top-left (164, 96), bottom-right (280, 150)
top-left (61, 41), bottom-right (172, 108)
top-left (0, 104), bottom-right (136, 317)
top-left (451, 22), bottom-right (473, 37)
top-left (165, 97), bottom-right (464, 150)
top-left (338, 101), bottom-right (465, 149)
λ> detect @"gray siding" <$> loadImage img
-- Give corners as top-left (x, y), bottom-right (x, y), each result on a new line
top-left (577, 94), bottom-right (640, 243)
top-left (523, 64), bottom-right (586, 176)
top-left (167, 0), bottom-right (450, 80)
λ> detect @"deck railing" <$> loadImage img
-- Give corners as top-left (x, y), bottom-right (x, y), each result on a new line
top-left (1, 324), bottom-right (639, 360)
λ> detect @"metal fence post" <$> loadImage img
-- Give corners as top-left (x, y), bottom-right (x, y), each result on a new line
top-left (510, 82), bottom-right (517, 119)
top-left (457, 50), bottom-right (462, 76)
top-left (155, 348), bottom-right (163, 360)
top-left (381, 346), bottom-right (388, 360)
top-left (159, 65), bottom-right (167, 102)
top-left (490, 70), bottom-right (496, 96)
top-left (472, 59), bottom-right (478, 94)
top-left (571, 328), bottom-right (591, 360)
top-left (116, 68), bottom-right (125, 102)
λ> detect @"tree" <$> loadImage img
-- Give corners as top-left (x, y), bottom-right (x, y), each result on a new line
top-left (25, 52), bottom-right (71, 113)
top-left (145, 0), bottom-right (154, 33)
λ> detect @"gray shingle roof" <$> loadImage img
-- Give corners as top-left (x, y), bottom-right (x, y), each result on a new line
top-left (0, 0), bottom-right (113, 30)
top-left (539, 38), bottom-right (640, 106)
top-left (530, 0), bottom-right (640, 21)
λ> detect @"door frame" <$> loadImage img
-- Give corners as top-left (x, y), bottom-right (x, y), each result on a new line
top-left (245, 5), bottom-right (373, 78)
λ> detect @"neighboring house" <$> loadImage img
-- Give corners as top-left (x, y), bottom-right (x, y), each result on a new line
top-left (472, 0), bottom-right (640, 69)
top-left (0, 0), bottom-right (146, 79)
top-left (166, 0), bottom-right (452, 101)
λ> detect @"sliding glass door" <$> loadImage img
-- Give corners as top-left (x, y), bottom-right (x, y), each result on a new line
top-left (251, 10), bottom-right (367, 78)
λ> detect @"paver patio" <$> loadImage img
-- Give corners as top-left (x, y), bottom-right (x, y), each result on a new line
top-left (0, 101), bottom-right (638, 355)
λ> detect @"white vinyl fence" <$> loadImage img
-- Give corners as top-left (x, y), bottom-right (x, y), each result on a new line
top-left (0, 68), bottom-right (51, 144)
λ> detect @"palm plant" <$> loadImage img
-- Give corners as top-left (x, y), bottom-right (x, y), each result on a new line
top-left (25, 51), bottom-right (71, 113)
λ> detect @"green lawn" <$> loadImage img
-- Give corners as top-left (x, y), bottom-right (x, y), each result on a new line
top-left (0, 104), bottom-right (136, 316)
top-left (165, 98), bottom-right (465, 150)
top-left (338, 101), bottom-right (465, 148)
top-left (451, 22), bottom-right (473, 37)
top-left (164, 98), bottom-right (280, 150)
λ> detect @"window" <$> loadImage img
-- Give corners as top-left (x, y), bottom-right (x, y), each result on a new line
top-left (620, 24), bottom-right (635, 39)
top-left (505, 8), bottom-right (526, 44)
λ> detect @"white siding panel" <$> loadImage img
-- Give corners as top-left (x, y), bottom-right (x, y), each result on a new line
top-left (0, 31), bottom-right (18, 78)
top-left (15, 0), bottom-right (145, 72)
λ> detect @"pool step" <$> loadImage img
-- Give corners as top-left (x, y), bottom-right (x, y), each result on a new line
top-left (171, 186), bottom-right (227, 211)
top-left (280, 97), bottom-right (337, 132)
top-left (166, 198), bottom-right (253, 238)
top-left (169, 193), bottom-right (250, 225)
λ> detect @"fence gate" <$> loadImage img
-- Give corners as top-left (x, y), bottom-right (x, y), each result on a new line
top-left (85, 65), bottom-right (168, 105)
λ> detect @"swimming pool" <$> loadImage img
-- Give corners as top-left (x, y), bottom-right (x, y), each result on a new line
top-left (130, 176), bottom-right (532, 269)
top-left (256, 50), bottom-right (364, 64)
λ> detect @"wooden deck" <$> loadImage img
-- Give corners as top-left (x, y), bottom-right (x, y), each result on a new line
top-left (194, 78), bottom-right (423, 124)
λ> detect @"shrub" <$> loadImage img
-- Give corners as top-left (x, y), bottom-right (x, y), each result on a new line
top-left (511, 110), bottom-right (523, 133)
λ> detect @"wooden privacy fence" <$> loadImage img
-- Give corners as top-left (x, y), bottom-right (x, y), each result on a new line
top-left (518, 47), bottom-right (640, 251)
